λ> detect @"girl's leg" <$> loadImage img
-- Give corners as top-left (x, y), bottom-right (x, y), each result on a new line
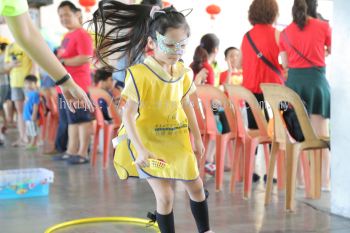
top-left (147, 178), bottom-right (175, 233)
top-left (310, 115), bottom-right (330, 190)
top-left (182, 178), bottom-right (214, 233)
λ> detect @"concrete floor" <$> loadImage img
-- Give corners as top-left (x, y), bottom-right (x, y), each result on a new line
top-left (1, 129), bottom-right (350, 233)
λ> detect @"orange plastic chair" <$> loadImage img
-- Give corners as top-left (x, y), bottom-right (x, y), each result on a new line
top-left (41, 90), bottom-right (59, 152)
top-left (189, 92), bottom-right (207, 179)
top-left (196, 85), bottom-right (237, 191)
top-left (89, 87), bottom-right (122, 169)
top-left (261, 84), bottom-right (329, 211)
top-left (224, 85), bottom-right (280, 199)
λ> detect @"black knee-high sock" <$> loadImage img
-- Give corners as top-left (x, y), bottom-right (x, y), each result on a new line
top-left (190, 199), bottom-right (210, 233)
top-left (156, 211), bottom-right (175, 233)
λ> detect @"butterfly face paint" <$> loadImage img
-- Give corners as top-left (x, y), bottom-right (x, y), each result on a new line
top-left (156, 31), bottom-right (188, 56)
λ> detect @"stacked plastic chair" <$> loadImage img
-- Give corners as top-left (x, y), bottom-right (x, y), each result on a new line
top-left (261, 84), bottom-right (329, 211)
top-left (196, 85), bottom-right (237, 191)
top-left (89, 87), bottom-right (122, 169)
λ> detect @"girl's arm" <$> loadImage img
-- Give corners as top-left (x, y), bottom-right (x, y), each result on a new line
top-left (182, 96), bottom-right (205, 156)
top-left (122, 99), bottom-right (154, 167)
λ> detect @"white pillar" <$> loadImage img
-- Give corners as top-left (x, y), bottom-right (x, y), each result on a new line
top-left (330, 0), bottom-right (350, 218)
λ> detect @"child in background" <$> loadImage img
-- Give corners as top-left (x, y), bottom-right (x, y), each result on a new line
top-left (220, 47), bottom-right (243, 86)
top-left (92, 2), bottom-right (214, 233)
top-left (23, 75), bottom-right (40, 149)
top-left (94, 69), bottom-right (114, 122)
top-left (190, 46), bottom-right (214, 85)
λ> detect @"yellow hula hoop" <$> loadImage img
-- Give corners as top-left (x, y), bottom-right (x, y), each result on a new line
top-left (44, 216), bottom-right (160, 233)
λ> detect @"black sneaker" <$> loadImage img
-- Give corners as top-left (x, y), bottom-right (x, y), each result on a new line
top-left (252, 173), bottom-right (260, 183)
top-left (263, 174), bottom-right (277, 184)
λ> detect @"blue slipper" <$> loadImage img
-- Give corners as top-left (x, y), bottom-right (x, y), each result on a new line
top-left (67, 155), bottom-right (90, 165)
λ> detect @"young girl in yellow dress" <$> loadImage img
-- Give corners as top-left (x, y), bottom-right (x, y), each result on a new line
top-left (92, 1), bottom-right (214, 233)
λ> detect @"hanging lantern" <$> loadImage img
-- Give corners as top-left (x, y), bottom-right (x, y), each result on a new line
top-left (206, 4), bottom-right (221, 20)
top-left (162, 1), bottom-right (171, 8)
top-left (79, 0), bottom-right (96, 12)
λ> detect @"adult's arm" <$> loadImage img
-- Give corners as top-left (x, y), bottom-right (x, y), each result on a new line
top-left (5, 12), bottom-right (93, 112)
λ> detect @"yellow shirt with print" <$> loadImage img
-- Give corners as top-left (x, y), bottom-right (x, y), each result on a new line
top-left (5, 43), bottom-right (33, 88)
top-left (0, 0), bottom-right (28, 16)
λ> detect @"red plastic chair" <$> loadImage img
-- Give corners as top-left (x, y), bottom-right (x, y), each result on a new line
top-left (224, 85), bottom-right (284, 199)
top-left (42, 90), bottom-right (59, 152)
top-left (189, 92), bottom-right (207, 179)
top-left (89, 87), bottom-right (122, 169)
top-left (196, 85), bottom-right (238, 191)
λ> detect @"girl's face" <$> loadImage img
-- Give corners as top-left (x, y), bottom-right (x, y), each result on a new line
top-left (226, 49), bottom-right (240, 69)
top-left (149, 27), bottom-right (189, 65)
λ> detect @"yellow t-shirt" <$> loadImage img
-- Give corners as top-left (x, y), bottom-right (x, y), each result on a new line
top-left (0, 0), bottom-right (28, 16)
top-left (5, 43), bottom-right (33, 88)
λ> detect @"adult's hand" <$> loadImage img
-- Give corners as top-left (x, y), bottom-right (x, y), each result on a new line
top-left (59, 78), bottom-right (94, 113)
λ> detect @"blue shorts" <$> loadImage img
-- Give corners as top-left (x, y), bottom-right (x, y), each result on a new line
top-left (59, 94), bottom-right (94, 124)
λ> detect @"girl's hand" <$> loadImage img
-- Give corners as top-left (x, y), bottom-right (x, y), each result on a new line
top-left (194, 138), bottom-right (205, 158)
top-left (135, 148), bottom-right (155, 168)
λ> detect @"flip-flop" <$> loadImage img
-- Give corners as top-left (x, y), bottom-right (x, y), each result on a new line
top-left (26, 145), bottom-right (38, 150)
top-left (52, 153), bottom-right (72, 161)
top-left (12, 140), bottom-right (26, 147)
top-left (67, 155), bottom-right (90, 165)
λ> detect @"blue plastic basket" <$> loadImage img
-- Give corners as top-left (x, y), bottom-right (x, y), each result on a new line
top-left (0, 168), bottom-right (54, 200)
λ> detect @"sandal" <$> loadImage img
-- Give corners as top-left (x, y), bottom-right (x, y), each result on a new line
top-left (67, 155), bottom-right (90, 165)
top-left (52, 153), bottom-right (72, 161)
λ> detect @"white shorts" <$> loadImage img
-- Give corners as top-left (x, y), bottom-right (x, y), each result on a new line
top-left (25, 121), bottom-right (38, 137)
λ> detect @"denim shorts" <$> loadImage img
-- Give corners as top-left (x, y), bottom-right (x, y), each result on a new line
top-left (59, 94), bottom-right (94, 124)
top-left (11, 87), bottom-right (25, 101)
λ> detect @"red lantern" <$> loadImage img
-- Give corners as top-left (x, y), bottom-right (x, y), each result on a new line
top-left (206, 4), bottom-right (221, 20)
top-left (79, 0), bottom-right (96, 12)
top-left (162, 1), bottom-right (171, 8)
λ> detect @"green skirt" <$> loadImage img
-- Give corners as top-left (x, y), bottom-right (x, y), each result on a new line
top-left (286, 67), bottom-right (330, 118)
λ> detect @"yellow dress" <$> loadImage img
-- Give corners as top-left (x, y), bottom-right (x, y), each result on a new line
top-left (114, 57), bottom-right (199, 181)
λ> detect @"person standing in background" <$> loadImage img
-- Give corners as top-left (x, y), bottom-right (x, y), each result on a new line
top-left (279, 0), bottom-right (331, 190)
top-left (0, 42), bottom-right (17, 145)
top-left (4, 42), bottom-right (37, 147)
top-left (219, 47), bottom-right (243, 86)
top-left (199, 34), bottom-right (220, 87)
top-left (53, 1), bottom-right (93, 164)
top-left (241, 0), bottom-right (283, 182)
top-left (23, 75), bottom-right (40, 149)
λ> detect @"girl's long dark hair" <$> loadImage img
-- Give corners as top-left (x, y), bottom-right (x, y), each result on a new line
top-left (91, 0), bottom-right (190, 71)
top-left (293, 0), bottom-right (318, 30)
top-left (191, 46), bottom-right (208, 74)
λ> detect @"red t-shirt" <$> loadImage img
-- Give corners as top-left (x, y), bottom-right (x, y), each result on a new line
top-left (56, 28), bottom-right (93, 93)
top-left (219, 70), bottom-right (243, 85)
top-left (280, 18), bottom-right (331, 68)
top-left (241, 24), bottom-right (283, 94)
top-left (192, 61), bottom-right (215, 85)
